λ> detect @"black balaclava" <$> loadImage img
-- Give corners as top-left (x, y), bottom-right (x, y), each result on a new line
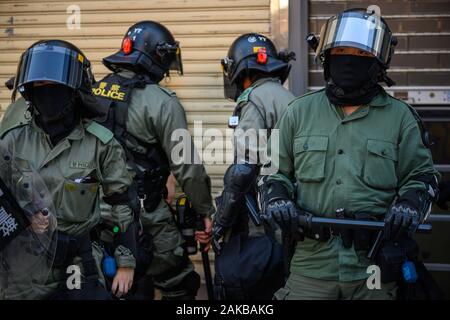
top-left (325, 53), bottom-right (382, 107)
top-left (30, 83), bottom-right (79, 145)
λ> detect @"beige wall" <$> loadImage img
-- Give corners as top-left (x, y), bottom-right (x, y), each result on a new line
top-left (0, 0), bottom-right (273, 196)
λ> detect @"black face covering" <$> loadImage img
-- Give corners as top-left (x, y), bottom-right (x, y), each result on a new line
top-left (325, 54), bottom-right (382, 107)
top-left (31, 84), bottom-right (79, 145)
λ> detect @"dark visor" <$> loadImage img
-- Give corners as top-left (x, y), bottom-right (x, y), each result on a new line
top-left (17, 44), bottom-right (84, 89)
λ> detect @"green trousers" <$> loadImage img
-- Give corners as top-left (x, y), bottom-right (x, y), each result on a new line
top-left (274, 273), bottom-right (397, 300)
top-left (141, 200), bottom-right (195, 294)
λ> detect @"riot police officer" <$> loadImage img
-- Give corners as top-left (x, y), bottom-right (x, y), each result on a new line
top-left (260, 9), bottom-right (439, 299)
top-left (92, 21), bottom-right (215, 300)
top-left (0, 40), bottom-right (138, 299)
top-left (212, 33), bottom-right (295, 299)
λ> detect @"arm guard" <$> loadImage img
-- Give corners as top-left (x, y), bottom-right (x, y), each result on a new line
top-left (215, 163), bottom-right (258, 230)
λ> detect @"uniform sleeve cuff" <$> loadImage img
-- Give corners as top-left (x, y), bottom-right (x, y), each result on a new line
top-left (114, 245), bottom-right (136, 268)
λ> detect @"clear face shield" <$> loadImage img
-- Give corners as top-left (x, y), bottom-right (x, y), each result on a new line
top-left (221, 57), bottom-right (241, 101)
top-left (317, 10), bottom-right (394, 66)
top-left (0, 147), bottom-right (57, 300)
top-left (13, 43), bottom-right (87, 101)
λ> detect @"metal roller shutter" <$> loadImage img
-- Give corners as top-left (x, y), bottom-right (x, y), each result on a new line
top-left (0, 0), bottom-right (272, 196)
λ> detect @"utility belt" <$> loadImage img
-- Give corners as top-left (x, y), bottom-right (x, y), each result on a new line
top-left (299, 210), bottom-right (421, 284)
top-left (53, 230), bottom-right (98, 281)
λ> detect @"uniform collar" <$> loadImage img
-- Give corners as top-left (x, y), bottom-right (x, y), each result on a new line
top-left (236, 77), bottom-right (280, 104)
top-left (250, 77), bottom-right (280, 89)
top-left (368, 89), bottom-right (390, 107)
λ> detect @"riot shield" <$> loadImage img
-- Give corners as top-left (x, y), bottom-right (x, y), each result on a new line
top-left (0, 148), bottom-right (57, 300)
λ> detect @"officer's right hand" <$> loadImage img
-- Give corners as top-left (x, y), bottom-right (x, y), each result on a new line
top-left (112, 267), bottom-right (134, 298)
top-left (384, 202), bottom-right (421, 241)
top-left (262, 199), bottom-right (304, 241)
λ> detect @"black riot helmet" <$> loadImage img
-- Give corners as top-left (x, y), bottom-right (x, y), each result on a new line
top-left (13, 39), bottom-right (105, 130)
top-left (103, 21), bottom-right (183, 82)
top-left (221, 33), bottom-right (295, 101)
top-left (308, 8), bottom-right (397, 86)
top-left (13, 39), bottom-right (94, 102)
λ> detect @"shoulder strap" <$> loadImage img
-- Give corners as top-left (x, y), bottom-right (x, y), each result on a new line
top-left (391, 95), bottom-right (433, 149)
top-left (86, 121), bottom-right (114, 144)
top-left (158, 85), bottom-right (177, 97)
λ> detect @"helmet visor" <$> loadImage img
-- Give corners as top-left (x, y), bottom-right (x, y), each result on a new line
top-left (16, 44), bottom-right (85, 90)
top-left (321, 11), bottom-right (392, 64)
top-left (167, 42), bottom-right (183, 75)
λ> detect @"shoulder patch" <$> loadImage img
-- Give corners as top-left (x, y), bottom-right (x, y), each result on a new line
top-left (0, 122), bottom-right (28, 140)
top-left (86, 121), bottom-right (114, 144)
top-left (158, 86), bottom-right (176, 97)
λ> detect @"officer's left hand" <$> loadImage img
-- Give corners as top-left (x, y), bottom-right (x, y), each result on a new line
top-left (112, 267), bottom-right (134, 298)
top-left (384, 202), bottom-right (421, 241)
top-left (195, 217), bottom-right (212, 252)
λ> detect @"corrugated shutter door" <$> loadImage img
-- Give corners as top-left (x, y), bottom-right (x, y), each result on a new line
top-left (0, 0), bottom-right (272, 196)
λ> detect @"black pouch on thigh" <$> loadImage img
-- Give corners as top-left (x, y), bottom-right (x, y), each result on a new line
top-left (53, 231), bottom-right (78, 268)
top-left (135, 232), bottom-right (154, 278)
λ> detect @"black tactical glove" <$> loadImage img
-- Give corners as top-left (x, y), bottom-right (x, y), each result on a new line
top-left (384, 202), bottom-right (422, 241)
top-left (262, 199), bottom-right (305, 241)
top-left (437, 181), bottom-right (450, 210)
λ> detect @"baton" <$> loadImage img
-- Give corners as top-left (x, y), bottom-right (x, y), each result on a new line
top-left (296, 214), bottom-right (432, 261)
top-left (297, 215), bottom-right (432, 234)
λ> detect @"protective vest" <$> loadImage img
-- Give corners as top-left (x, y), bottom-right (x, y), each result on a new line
top-left (92, 73), bottom-right (170, 213)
